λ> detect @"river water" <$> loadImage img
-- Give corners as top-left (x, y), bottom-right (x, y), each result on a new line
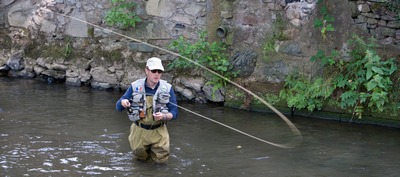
top-left (0, 77), bottom-right (399, 177)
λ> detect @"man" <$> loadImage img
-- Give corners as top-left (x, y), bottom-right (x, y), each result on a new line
top-left (116, 57), bottom-right (178, 163)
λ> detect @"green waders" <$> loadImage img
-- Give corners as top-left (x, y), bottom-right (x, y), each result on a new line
top-left (128, 96), bottom-right (170, 163)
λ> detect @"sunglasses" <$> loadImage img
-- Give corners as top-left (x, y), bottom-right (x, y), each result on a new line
top-left (150, 69), bottom-right (163, 74)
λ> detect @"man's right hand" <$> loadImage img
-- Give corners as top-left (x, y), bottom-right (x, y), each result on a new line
top-left (121, 99), bottom-right (131, 108)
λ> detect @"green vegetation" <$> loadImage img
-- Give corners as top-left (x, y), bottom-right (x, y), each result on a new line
top-left (105, 0), bottom-right (141, 29)
top-left (263, 13), bottom-right (288, 61)
top-left (313, 0), bottom-right (335, 39)
top-left (384, 0), bottom-right (400, 20)
top-left (281, 0), bottom-right (399, 119)
top-left (283, 0), bottom-right (399, 119)
top-left (100, 50), bottom-right (123, 63)
top-left (280, 35), bottom-right (399, 118)
top-left (280, 75), bottom-right (335, 112)
top-left (40, 42), bottom-right (74, 60)
top-left (254, 93), bottom-right (282, 106)
top-left (26, 37), bottom-right (79, 61)
top-left (88, 27), bottom-right (95, 38)
top-left (64, 37), bottom-right (73, 58)
top-left (169, 31), bottom-right (236, 90)
top-left (334, 37), bottom-right (398, 118)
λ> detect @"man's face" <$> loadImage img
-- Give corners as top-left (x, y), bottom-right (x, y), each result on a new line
top-left (145, 68), bottom-right (163, 84)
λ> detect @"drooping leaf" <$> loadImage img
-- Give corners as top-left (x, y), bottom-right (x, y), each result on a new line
top-left (366, 69), bottom-right (373, 80)
top-left (372, 66), bottom-right (384, 75)
top-left (366, 81), bottom-right (377, 91)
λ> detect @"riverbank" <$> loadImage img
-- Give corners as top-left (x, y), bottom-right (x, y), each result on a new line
top-left (224, 83), bottom-right (400, 129)
top-left (1, 75), bottom-right (398, 129)
top-left (227, 103), bottom-right (400, 129)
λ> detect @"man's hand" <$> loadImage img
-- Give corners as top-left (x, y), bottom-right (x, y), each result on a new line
top-left (121, 99), bottom-right (131, 108)
top-left (153, 112), bottom-right (167, 121)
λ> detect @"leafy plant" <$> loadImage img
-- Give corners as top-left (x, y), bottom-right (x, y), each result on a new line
top-left (335, 49), bottom-right (397, 118)
top-left (310, 49), bottom-right (339, 66)
top-left (105, 0), bottom-right (141, 29)
top-left (313, 0), bottom-right (335, 39)
top-left (280, 35), bottom-right (398, 118)
top-left (169, 31), bottom-right (236, 90)
top-left (279, 75), bottom-right (335, 111)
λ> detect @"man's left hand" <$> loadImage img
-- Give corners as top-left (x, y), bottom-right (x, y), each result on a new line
top-left (153, 112), bottom-right (165, 121)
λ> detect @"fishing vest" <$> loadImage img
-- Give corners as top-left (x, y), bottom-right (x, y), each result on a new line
top-left (127, 78), bottom-right (171, 122)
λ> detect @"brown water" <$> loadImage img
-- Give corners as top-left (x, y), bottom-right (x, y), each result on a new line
top-left (0, 77), bottom-right (399, 177)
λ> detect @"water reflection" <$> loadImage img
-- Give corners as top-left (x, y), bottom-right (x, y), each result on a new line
top-left (0, 77), bottom-right (399, 176)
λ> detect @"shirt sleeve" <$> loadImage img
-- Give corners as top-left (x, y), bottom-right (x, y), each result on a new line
top-left (116, 86), bottom-right (133, 111)
top-left (167, 87), bottom-right (179, 120)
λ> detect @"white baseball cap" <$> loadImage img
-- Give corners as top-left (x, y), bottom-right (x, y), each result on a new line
top-left (146, 57), bottom-right (164, 71)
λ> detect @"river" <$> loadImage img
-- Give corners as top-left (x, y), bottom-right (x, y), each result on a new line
top-left (0, 77), bottom-right (399, 177)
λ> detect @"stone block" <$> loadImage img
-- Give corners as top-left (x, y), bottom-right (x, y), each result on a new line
top-left (65, 10), bottom-right (88, 38)
top-left (387, 21), bottom-right (400, 28)
top-left (66, 77), bottom-right (82, 87)
top-left (128, 42), bottom-right (155, 53)
top-left (354, 15), bottom-right (366, 23)
top-left (366, 17), bottom-right (378, 25)
top-left (377, 27), bottom-right (396, 37)
top-left (40, 20), bottom-right (56, 33)
top-left (7, 1), bottom-right (35, 28)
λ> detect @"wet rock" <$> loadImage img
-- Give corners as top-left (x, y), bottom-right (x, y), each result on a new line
top-left (90, 66), bottom-right (118, 85)
top-left (91, 81), bottom-right (112, 89)
top-left (66, 77), bottom-right (82, 87)
top-left (177, 76), bottom-right (205, 92)
top-left (7, 50), bottom-right (24, 71)
top-left (41, 69), bottom-right (66, 80)
top-left (46, 76), bottom-right (55, 84)
top-left (174, 85), bottom-right (196, 100)
top-left (33, 65), bottom-right (45, 76)
top-left (229, 50), bottom-right (257, 78)
top-left (0, 64), bottom-right (10, 72)
top-left (285, 0), bottom-right (300, 3)
top-left (202, 84), bottom-right (224, 102)
top-left (280, 42), bottom-right (303, 57)
top-left (8, 69), bottom-right (35, 78)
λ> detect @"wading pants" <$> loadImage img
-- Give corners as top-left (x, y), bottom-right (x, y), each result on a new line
top-left (128, 122), bottom-right (170, 163)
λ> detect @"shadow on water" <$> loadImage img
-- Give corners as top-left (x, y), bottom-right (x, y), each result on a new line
top-left (0, 77), bottom-right (399, 177)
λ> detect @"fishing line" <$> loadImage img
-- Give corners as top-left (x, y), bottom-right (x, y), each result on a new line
top-left (172, 102), bottom-right (302, 148)
top-left (52, 11), bottom-right (303, 148)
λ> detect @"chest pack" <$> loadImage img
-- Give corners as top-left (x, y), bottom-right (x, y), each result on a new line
top-left (127, 86), bottom-right (145, 122)
top-left (127, 80), bottom-right (171, 122)
top-left (155, 90), bottom-right (170, 114)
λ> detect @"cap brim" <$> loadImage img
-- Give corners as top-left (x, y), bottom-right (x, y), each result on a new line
top-left (147, 66), bottom-right (164, 71)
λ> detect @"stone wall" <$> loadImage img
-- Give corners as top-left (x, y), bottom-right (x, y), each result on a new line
top-left (349, 0), bottom-right (400, 45)
top-left (0, 0), bottom-right (399, 105)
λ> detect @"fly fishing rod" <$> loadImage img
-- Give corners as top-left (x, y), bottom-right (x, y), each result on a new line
top-left (51, 10), bottom-right (302, 148)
